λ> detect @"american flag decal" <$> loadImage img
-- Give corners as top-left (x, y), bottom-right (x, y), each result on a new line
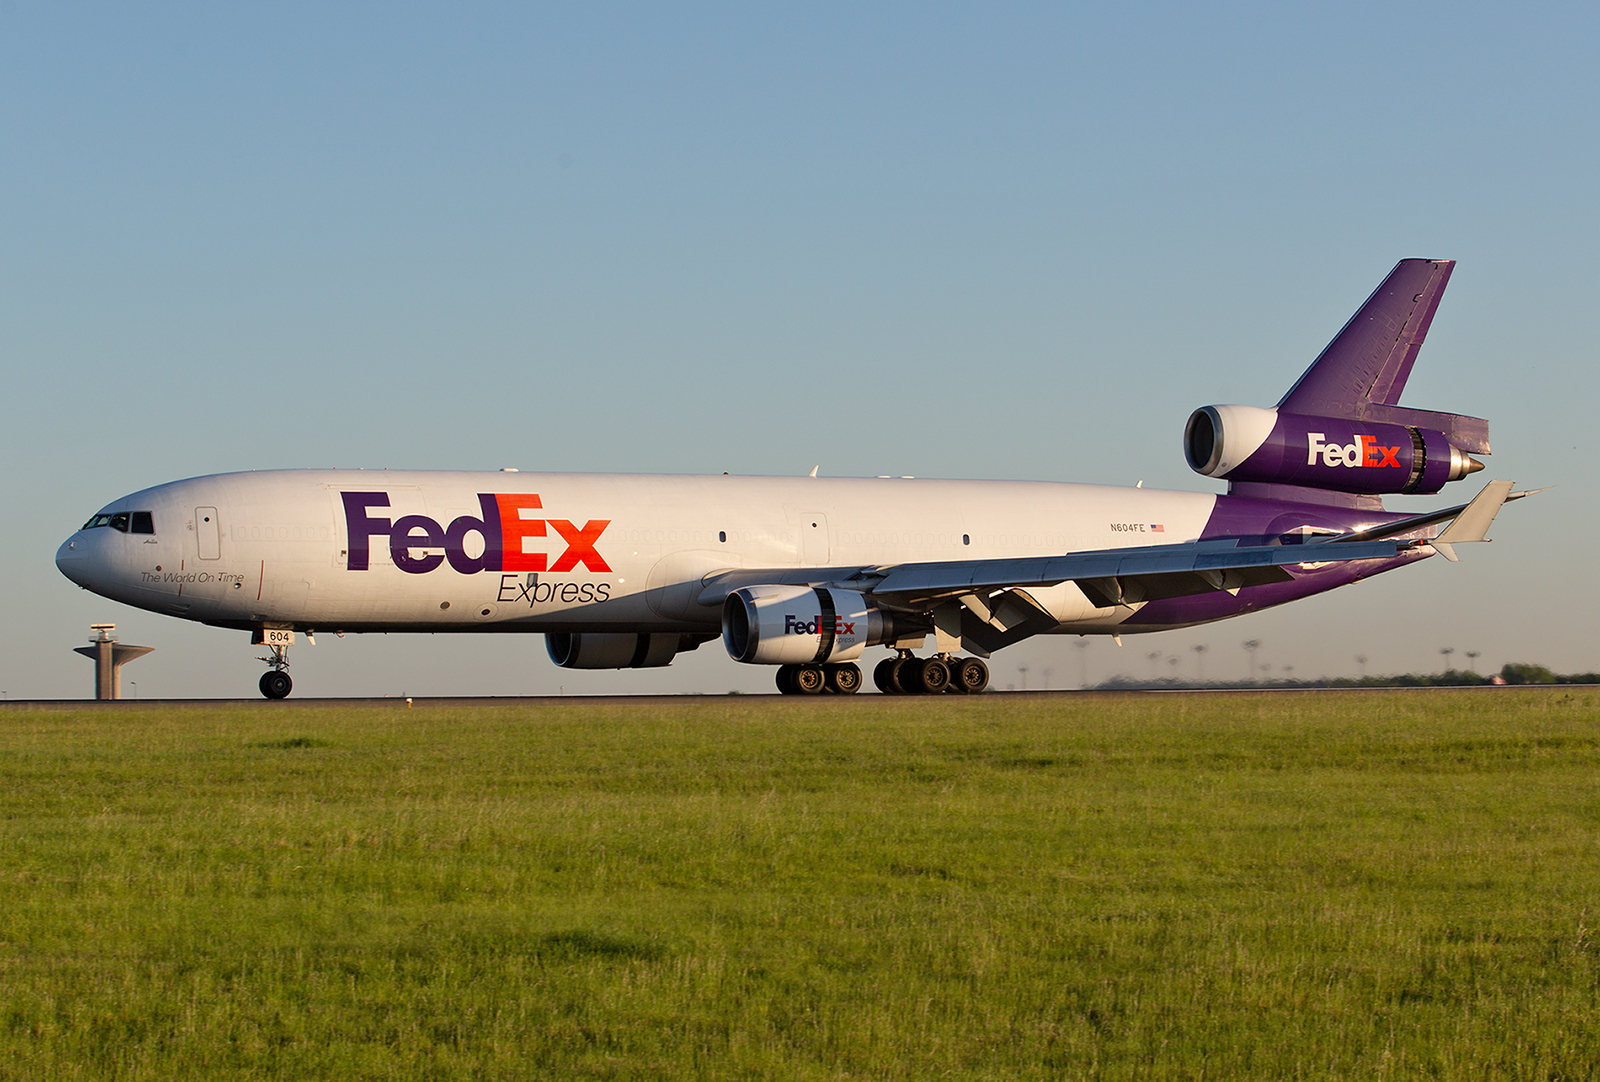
top-left (1151, 524), bottom-right (1165, 533)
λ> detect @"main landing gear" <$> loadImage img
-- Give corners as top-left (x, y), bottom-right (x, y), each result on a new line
top-left (873, 652), bottom-right (989, 695)
top-left (258, 643), bottom-right (292, 700)
top-left (773, 654), bottom-right (990, 695)
top-left (775, 662), bottom-right (864, 695)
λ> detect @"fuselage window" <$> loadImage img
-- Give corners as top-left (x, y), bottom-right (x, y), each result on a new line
top-left (109, 513), bottom-right (130, 533)
top-left (131, 512), bottom-right (155, 534)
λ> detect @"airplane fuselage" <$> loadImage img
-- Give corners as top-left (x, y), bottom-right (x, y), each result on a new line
top-left (56, 469), bottom-right (1417, 639)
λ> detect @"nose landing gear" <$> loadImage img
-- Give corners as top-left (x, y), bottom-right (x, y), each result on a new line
top-left (257, 642), bottom-right (292, 700)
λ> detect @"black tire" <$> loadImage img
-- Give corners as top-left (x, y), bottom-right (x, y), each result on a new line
top-left (259, 671), bottom-right (292, 700)
top-left (917, 658), bottom-right (951, 694)
top-left (893, 658), bottom-right (921, 694)
top-left (955, 658), bottom-right (990, 694)
top-left (828, 663), bottom-right (862, 695)
top-left (873, 657), bottom-right (899, 693)
top-left (795, 664), bottom-right (826, 695)
top-left (776, 665), bottom-right (798, 695)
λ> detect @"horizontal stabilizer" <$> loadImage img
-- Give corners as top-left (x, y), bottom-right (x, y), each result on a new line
top-left (1357, 404), bottom-right (1490, 456)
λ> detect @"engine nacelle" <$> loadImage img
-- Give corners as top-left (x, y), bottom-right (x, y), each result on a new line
top-left (546, 631), bottom-right (684, 669)
top-left (722, 585), bottom-right (899, 665)
top-left (1184, 405), bottom-right (1482, 496)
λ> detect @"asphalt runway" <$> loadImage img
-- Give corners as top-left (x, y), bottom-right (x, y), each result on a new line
top-left (0, 685), bottom-right (1556, 710)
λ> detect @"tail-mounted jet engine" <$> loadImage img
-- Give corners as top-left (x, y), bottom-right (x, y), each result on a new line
top-left (1184, 405), bottom-right (1484, 496)
top-left (546, 631), bottom-right (711, 669)
top-left (722, 585), bottom-right (908, 665)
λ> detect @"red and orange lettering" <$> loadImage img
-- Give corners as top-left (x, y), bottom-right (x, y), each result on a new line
top-left (495, 494), bottom-right (547, 572)
top-left (1361, 435), bottom-right (1380, 466)
top-left (548, 519), bottom-right (612, 572)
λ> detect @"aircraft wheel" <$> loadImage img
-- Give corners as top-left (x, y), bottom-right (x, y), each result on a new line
top-left (827, 663), bottom-right (862, 695)
top-left (954, 658), bottom-right (990, 694)
top-left (873, 658), bottom-right (899, 693)
top-left (916, 658), bottom-right (951, 694)
top-left (795, 664), bottom-right (826, 695)
top-left (893, 657), bottom-right (923, 694)
top-left (776, 665), bottom-right (799, 695)
top-left (259, 671), bottom-right (293, 700)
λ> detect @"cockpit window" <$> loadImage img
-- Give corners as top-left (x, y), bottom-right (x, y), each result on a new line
top-left (81, 510), bottom-right (155, 533)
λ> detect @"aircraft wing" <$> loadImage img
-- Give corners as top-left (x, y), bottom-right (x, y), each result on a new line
top-left (701, 479), bottom-right (1529, 610)
top-left (696, 535), bottom-right (1414, 655)
top-left (695, 480), bottom-right (1529, 654)
top-left (698, 536), bottom-right (1414, 613)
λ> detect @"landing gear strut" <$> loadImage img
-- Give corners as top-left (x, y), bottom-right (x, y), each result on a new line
top-left (257, 643), bottom-right (292, 700)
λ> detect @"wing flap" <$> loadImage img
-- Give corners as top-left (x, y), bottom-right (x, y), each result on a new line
top-left (958, 589), bottom-right (1058, 654)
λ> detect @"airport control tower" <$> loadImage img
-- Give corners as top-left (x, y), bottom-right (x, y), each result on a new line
top-left (73, 624), bottom-right (154, 700)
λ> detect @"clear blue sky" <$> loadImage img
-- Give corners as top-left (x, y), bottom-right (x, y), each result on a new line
top-left (3, 3), bottom-right (1595, 697)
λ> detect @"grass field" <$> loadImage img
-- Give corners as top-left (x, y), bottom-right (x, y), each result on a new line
top-left (1, 690), bottom-right (1598, 1080)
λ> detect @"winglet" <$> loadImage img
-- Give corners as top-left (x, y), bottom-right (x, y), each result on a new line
top-left (1431, 479), bottom-right (1515, 561)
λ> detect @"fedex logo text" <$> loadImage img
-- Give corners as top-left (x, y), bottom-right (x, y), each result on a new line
top-left (341, 492), bottom-right (611, 575)
top-left (785, 614), bottom-right (857, 637)
top-left (1307, 433), bottom-right (1402, 470)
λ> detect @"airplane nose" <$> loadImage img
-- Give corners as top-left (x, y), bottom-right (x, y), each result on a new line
top-left (56, 534), bottom-right (94, 589)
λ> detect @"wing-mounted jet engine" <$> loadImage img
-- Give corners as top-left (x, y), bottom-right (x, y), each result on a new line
top-left (546, 631), bottom-right (716, 670)
top-left (721, 584), bottom-right (940, 695)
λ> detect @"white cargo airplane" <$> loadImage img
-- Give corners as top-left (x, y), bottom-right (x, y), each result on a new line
top-left (58, 260), bottom-right (1527, 698)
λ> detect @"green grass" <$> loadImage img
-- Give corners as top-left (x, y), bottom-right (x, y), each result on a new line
top-left (2, 690), bottom-right (1598, 1080)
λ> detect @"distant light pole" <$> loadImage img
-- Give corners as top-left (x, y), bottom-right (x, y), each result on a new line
top-left (1243, 640), bottom-right (1260, 682)
top-left (1441, 647), bottom-right (1456, 672)
top-left (1192, 644), bottom-right (1208, 683)
top-left (1076, 639), bottom-right (1090, 689)
top-left (1017, 666), bottom-right (1028, 691)
top-left (1043, 667), bottom-right (1054, 691)
top-left (1465, 650), bottom-right (1481, 674)
top-left (1356, 654), bottom-right (1368, 680)
top-left (1147, 651), bottom-right (1161, 680)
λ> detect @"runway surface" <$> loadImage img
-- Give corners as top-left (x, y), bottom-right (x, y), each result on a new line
top-left (0, 684), bottom-right (1557, 710)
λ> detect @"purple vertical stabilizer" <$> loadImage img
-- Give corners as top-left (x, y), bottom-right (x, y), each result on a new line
top-left (1279, 259), bottom-right (1454, 415)
top-left (1271, 259), bottom-right (1488, 454)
